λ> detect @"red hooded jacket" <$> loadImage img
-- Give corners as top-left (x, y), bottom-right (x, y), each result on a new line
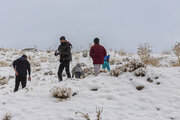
top-left (90, 44), bottom-right (107, 64)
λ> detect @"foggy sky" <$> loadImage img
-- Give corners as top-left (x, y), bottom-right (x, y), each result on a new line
top-left (0, 0), bottom-right (180, 53)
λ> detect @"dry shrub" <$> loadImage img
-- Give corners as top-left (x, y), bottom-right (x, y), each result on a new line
top-left (161, 50), bottom-right (171, 55)
top-left (50, 86), bottom-right (72, 101)
top-left (110, 67), bottom-right (123, 77)
top-left (118, 49), bottom-right (127, 56)
top-left (0, 76), bottom-right (9, 85)
top-left (170, 61), bottom-right (180, 67)
top-left (80, 63), bottom-right (87, 67)
top-left (40, 57), bottom-right (48, 63)
top-left (137, 43), bottom-right (161, 66)
top-left (82, 52), bottom-right (88, 58)
top-left (109, 59), bottom-right (116, 65)
top-left (110, 59), bottom-right (147, 77)
top-left (148, 57), bottom-right (162, 67)
top-left (83, 67), bottom-right (94, 77)
top-left (0, 61), bottom-right (10, 67)
top-left (173, 42), bottom-right (180, 65)
top-left (44, 71), bottom-right (54, 76)
top-left (137, 43), bottom-right (151, 63)
top-left (74, 55), bottom-right (80, 61)
top-left (2, 113), bottom-right (12, 120)
top-left (76, 107), bottom-right (103, 120)
top-left (30, 61), bottom-right (41, 67)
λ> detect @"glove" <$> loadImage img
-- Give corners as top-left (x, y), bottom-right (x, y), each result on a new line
top-left (54, 50), bottom-right (59, 56)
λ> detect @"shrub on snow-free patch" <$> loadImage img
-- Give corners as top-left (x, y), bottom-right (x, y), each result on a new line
top-left (2, 113), bottom-right (12, 120)
top-left (50, 86), bottom-right (72, 101)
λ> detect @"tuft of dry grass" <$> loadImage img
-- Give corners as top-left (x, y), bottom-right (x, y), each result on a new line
top-left (118, 49), bottom-right (127, 56)
top-left (2, 113), bottom-right (12, 120)
top-left (50, 86), bottom-right (72, 101)
top-left (0, 61), bottom-right (10, 67)
top-left (0, 76), bottom-right (9, 85)
top-left (75, 107), bottom-right (103, 120)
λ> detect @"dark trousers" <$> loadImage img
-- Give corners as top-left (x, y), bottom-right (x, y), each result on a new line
top-left (58, 61), bottom-right (71, 81)
top-left (14, 75), bottom-right (27, 92)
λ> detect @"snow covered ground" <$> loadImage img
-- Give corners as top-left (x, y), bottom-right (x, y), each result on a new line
top-left (0, 49), bottom-right (180, 120)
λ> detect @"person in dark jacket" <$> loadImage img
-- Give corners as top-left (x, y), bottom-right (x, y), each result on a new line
top-left (55, 36), bottom-right (72, 81)
top-left (90, 38), bottom-right (107, 76)
top-left (13, 55), bottom-right (31, 92)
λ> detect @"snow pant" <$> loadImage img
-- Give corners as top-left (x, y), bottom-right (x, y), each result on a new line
top-left (102, 61), bottom-right (110, 71)
top-left (58, 61), bottom-right (71, 81)
top-left (94, 64), bottom-right (101, 76)
top-left (14, 75), bottom-right (27, 92)
top-left (75, 72), bottom-right (81, 78)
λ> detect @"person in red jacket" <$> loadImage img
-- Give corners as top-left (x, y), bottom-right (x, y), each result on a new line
top-left (90, 38), bottom-right (107, 76)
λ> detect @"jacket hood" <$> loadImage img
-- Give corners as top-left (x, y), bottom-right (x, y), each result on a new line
top-left (76, 63), bottom-right (81, 67)
top-left (18, 57), bottom-right (26, 62)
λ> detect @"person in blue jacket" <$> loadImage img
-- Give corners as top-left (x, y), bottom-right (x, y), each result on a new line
top-left (102, 55), bottom-right (110, 71)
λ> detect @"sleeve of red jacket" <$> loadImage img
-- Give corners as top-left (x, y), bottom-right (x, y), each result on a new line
top-left (90, 47), bottom-right (94, 58)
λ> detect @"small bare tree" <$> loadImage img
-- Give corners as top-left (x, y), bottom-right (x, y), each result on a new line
top-left (173, 42), bottom-right (180, 64)
top-left (137, 43), bottom-right (152, 64)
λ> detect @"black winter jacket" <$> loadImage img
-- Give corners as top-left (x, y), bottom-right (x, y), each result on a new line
top-left (55, 42), bottom-right (72, 62)
top-left (13, 57), bottom-right (31, 76)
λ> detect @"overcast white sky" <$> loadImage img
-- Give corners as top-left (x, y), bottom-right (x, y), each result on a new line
top-left (0, 0), bottom-right (179, 53)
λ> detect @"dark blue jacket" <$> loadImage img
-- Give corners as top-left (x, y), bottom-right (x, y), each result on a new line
top-left (13, 57), bottom-right (31, 76)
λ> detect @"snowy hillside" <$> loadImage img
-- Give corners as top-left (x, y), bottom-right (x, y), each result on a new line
top-left (0, 48), bottom-right (180, 120)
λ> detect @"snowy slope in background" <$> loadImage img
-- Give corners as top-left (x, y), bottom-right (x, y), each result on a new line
top-left (0, 49), bottom-right (180, 120)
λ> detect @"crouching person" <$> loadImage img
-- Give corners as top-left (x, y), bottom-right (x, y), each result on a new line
top-left (102, 55), bottom-right (110, 72)
top-left (13, 55), bottom-right (31, 92)
top-left (72, 63), bottom-right (84, 78)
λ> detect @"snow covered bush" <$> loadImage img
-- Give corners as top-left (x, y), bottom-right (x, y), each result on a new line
top-left (0, 76), bottom-right (9, 85)
top-left (50, 86), bottom-right (72, 101)
top-left (76, 107), bottom-right (103, 120)
top-left (109, 59), bottom-right (116, 65)
top-left (83, 67), bottom-right (94, 77)
top-left (172, 42), bottom-right (180, 65)
top-left (110, 59), bottom-right (147, 77)
top-left (2, 113), bottom-right (12, 120)
top-left (110, 67), bottom-right (123, 77)
top-left (134, 68), bottom-right (147, 77)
